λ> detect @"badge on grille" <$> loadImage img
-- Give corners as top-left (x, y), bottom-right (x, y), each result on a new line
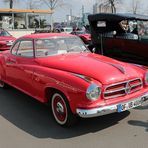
top-left (125, 82), bottom-right (131, 94)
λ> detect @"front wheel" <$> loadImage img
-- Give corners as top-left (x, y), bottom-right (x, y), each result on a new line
top-left (51, 92), bottom-right (77, 127)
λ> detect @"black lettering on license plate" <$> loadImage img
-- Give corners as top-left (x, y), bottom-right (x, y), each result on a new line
top-left (117, 98), bottom-right (142, 112)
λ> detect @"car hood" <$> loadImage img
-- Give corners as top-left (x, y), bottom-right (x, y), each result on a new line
top-left (36, 53), bottom-right (142, 85)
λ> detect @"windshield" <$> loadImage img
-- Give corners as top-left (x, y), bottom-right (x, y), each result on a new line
top-left (35, 36), bottom-right (89, 57)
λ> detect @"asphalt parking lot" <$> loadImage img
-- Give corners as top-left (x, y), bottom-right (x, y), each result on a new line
top-left (0, 87), bottom-right (148, 148)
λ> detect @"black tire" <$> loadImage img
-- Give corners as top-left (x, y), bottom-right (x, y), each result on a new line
top-left (51, 92), bottom-right (77, 127)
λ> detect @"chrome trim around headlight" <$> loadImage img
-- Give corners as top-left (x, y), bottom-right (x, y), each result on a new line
top-left (86, 83), bottom-right (101, 101)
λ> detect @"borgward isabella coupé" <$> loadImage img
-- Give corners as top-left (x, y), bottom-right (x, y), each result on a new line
top-left (0, 33), bottom-right (148, 126)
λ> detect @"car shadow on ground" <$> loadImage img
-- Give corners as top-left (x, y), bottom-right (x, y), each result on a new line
top-left (0, 87), bottom-right (130, 139)
top-left (128, 102), bottom-right (148, 132)
top-left (128, 120), bottom-right (148, 132)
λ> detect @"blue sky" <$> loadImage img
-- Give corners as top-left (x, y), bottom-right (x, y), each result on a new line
top-left (52, 0), bottom-right (148, 21)
top-left (0, 0), bottom-right (148, 22)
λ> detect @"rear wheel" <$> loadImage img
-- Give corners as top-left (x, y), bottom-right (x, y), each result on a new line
top-left (51, 92), bottom-right (77, 127)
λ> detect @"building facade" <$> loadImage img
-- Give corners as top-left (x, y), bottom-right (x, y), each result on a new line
top-left (0, 8), bottom-right (52, 30)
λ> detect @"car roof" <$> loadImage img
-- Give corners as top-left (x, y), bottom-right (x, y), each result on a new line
top-left (20, 33), bottom-right (74, 39)
top-left (88, 13), bottom-right (148, 22)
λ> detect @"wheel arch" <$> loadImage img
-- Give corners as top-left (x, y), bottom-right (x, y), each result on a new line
top-left (44, 86), bottom-right (70, 105)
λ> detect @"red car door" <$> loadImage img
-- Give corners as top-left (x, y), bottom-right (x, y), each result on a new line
top-left (5, 39), bottom-right (37, 95)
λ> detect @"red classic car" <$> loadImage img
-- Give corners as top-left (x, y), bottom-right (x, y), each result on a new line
top-left (0, 29), bottom-right (16, 51)
top-left (71, 31), bottom-right (91, 45)
top-left (0, 33), bottom-right (148, 127)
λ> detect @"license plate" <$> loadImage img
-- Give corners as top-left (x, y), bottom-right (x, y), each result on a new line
top-left (117, 97), bottom-right (143, 113)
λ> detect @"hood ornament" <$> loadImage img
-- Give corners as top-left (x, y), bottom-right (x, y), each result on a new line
top-left (125, 82), bottom-right (131, 94)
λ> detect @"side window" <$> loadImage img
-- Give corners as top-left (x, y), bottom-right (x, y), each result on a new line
top-left (17, 40), bottom-right (34, 57)
top-left (11, 41), bottom-right (20, 55)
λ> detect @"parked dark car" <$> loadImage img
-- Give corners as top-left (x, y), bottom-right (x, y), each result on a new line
top-left (88, 13), bottom-right (148, 65)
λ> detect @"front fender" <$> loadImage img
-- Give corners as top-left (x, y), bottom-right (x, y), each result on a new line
top-left (38, 69), bottom-right (90, 113)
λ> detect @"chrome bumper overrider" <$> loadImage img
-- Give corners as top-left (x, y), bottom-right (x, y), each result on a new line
top-left (76, 93), bottom-right (148, 118)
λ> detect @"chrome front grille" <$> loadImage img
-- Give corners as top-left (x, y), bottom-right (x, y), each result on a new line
top-left (104, 78), bottom-right (143, 99)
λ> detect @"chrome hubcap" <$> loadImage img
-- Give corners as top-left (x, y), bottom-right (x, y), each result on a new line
top-left (56, 102), bottom-right (64, 114)
top-left (52, 93), bottom-right (68, 125)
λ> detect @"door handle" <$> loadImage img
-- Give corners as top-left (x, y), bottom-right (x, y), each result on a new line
top-left (6, 58), bottom-right (16, 64)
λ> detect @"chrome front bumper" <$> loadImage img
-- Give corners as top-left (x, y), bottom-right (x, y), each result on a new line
top-left (76, 93), bottom-right (148, 118)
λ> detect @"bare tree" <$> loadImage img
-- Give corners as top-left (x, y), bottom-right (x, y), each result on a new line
top-left (42, 0), bottom-right (65, 10)
top-left (4, 0), bottom-right (21, 9)
top-left (98, 0), bottom-right (122, 13)
top-left (108, 0), bottom-right (116, 13)
top-left (124, 0), bottom-right (148, 15)
top-left (26, 0), bottom-right (39, 9)
top-left (41, 0), bottom-right (66, 31)
top-left (131, 0), bottom-right (141, 14)
top-left (4, 0), bottom-right (14, 9)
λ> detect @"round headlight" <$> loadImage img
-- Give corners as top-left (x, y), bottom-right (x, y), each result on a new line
top-left (86, 83), bottom-right (101, 101)
top-left (145, 71), bottom-right (148, 85)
